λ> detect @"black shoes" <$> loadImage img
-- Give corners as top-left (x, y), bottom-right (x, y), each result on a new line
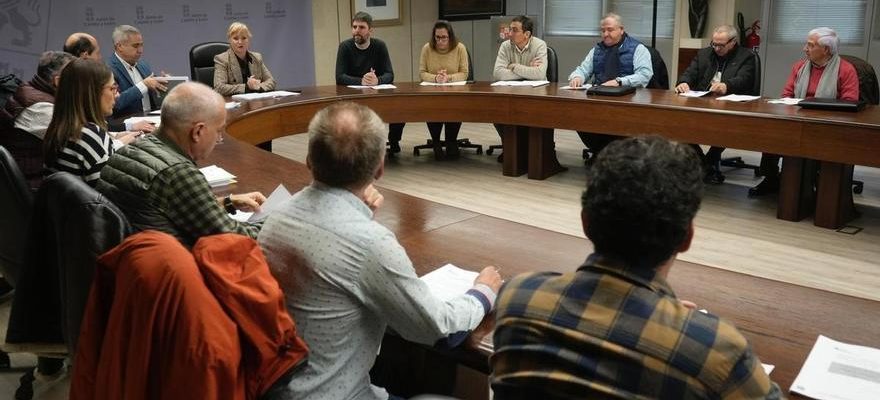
top-left (389, 141), bottom-right (401, 154)
top-left (748, 177), bottom-right (780, 197)
top-left (703, 164), bottom-right (725, 185)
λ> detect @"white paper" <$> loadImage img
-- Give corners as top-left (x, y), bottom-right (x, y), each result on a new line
top-left (346, 84), bottom-right (397, 90)
top-left (717, 94), bottom-right (762, 102)
top-left (249, 184), bottom-right (292, 222)
top-left (159, 75), bottom-right (189, 82)
top-left (678, 90), bottom-right (710, 98)
top-left (791, 335), bottom-right (880, 400)
top-left (229, 210), bottom-right (253, 222)
top-left (419, 264), bottom-right (478, 303)
top-left (491, 80), bottom-right (550, 87)
top-left (225, 101), bottom-right (241, 109)
top-left (148, 109), bottom-right (161, 115)
top-left (123, 116), bottom-right (161, 127)
top-left (762, 363), bottom-right (775, 375)
top-left (768, 97), bottom-right (803, 105)
top-left (199, 165), bottom-right (237, 188)
top-left (230, 90), bottom-right (300, 101)
top-left (419, 81), bottom-right (468, 86)
top-left (560, 84), bottom-right (592, 90)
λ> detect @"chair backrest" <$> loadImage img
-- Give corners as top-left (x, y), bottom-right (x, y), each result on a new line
top-left (466, 48), bottom-right (474, 81)
top-left (0, 126), bottom-right (44, 189)
top-left (546, 46), bottom-right (559, 83)
top-left (0, 145), bottom-right (33, 286)
top-left (751, 49), bottom-right (763, 96)
top-left (645, 46), bottom-right (670, 90)
top-left (841, 54), bottom-right (880, 105)
top-left (189, 42), bottom-right (230, 86)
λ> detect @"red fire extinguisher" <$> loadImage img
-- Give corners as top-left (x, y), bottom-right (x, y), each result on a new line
top-left (745, 20), bottom-right (761, 52)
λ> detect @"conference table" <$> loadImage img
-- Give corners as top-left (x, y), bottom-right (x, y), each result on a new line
top-left (225, 82), bottom-right (880, 230)
top-left (207, 136), bottom-right (880, 399)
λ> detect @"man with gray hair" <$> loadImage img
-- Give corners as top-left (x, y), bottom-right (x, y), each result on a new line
top-left (109, 24), bottom-right (168, 118)
top-left (675, 24), bottom-right (757, 185)
top-left (258, 102), bottom-right (502, 400)
top-left (98, 82), bottom-right (266, 246)
top-left (4, 51), bottom-right (75, 138)
top-left (750, 26), bottom-right (859, 196)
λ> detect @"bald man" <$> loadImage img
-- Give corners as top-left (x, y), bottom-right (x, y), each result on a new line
top-left (63, 32), bottom-right (101, 60)
top-left (97, 82), bottom-right (265, 246)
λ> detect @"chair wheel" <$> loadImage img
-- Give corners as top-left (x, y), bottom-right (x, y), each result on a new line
top-left (0, 351), bottom-right (10, 369)
top-left (15, 369), bottom-right (35, 400)
top-left (486, 148), bottom-right (494, 155)
top-left (854, 185), bottom-right (864, 194)
top-left (476, 148), bottom-right (483, 155)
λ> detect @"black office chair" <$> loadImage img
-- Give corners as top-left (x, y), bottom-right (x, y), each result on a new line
top-left (487, 46), bottom-right (559, 157)
top-left (840, 54), bottom-right (878, 194)
top-left (0, 126), bottom-right (45, 190)
top-left (718, 49), bottom-right (763, 176)
top-left (189, 42), bottom-right (230, 87)
top-left (0, 145), bottom-right (31, 287)
top-left (413, 49), bottom-right (483, 157)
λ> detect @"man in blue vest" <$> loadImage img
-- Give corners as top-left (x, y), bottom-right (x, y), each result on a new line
top-left (568, 13), bottom-right (653, 159)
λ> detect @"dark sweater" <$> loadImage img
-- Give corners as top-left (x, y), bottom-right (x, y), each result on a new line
top-left (335, 38), bottom-right (395, 85)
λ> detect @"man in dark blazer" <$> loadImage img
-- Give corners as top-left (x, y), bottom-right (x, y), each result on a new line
top-left (109, 25), bottom-right (167, 118)
top-left (675, 24), bottom-right (757, 184)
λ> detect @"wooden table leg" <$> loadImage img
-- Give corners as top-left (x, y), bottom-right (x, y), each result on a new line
top-left (814, 161), bottom-right (856, 229)
top-left (777, 157), bottom-right (816, 222)
top-left (527, 127), bottom-right (566, 180)
top-left (501, 125), bottom-right (528, 177)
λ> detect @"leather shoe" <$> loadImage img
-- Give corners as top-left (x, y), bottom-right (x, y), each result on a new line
top-left (496, 153), bottom-right (504, 163)
top-left (748, 177), bottom-right (780, 197)
top-left (389, 141), bottom-right (401, 154)
top-left (446, 141), bottom-right (460, 160)
top-left (703, 167), bottom-right (725, 185)
top-left (432, 146), bottom-right (446, 161)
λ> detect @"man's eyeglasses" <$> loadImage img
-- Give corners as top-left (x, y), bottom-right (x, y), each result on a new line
top-left (710, 38), bottom-right (734, 49)
top-left (434, 35), bottom-right (449, 40)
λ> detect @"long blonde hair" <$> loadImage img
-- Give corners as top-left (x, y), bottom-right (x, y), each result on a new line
top-left (43, 58), bottom-right (111, 163)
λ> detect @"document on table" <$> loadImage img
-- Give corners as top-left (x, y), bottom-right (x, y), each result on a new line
top-left (491, 80), bottom-right (550, 87)
top-left (419, 264), bottom-right (478, 303)
top-left (678, 90), bottom-right (710, 97)
top-left (123, 115), bottom-right (161, 127)
top-left (717, 94), bottom-right (761, 102)
top-left (230, 184), bottom-right (292, 223)
top-left (225, 101), bottom-right (241, 109)
top-left (560, 84), bottom-right (592, 90)
top-left (346, 84), bottom-right (397, 89)
top-left (199, 165), bottom-right (236, 188)
top-left (230, 90), bottom-right (300, 101)
top-left (767, 97), bottom-right (803, 105)
top-left (790, 335), bottom-right (880, 400)
top-left (420, 81), bottom-right (468, 86)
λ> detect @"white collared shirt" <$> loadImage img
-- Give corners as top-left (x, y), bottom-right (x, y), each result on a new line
top-left (115, 52), bottom-right (150, 112)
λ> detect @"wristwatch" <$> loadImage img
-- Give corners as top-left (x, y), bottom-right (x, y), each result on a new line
top-left (223, 194), bottom-right (236, 214)
top-left (615, 78), bottom-right (623, 86)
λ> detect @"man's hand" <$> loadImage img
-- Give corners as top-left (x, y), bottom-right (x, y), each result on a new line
top-left (474, 266), bottom-right (503, 293)
top-left (529, 57), bottom-right (543, 67)
top-left (247, 75), bottom-right (262, 90)
top-left (709, 82), bottom-right (728, 95)
top-left (229, 192), bottom-right (266, 212)
top-left (143, 74), bottom-right (168, 92)
top-left (361, 68), bottom-right (379, 86)
top-left (131, 120), bottom-right (156, 133)
top-left (675, 82), bottom-right (691, 93)
top-left (680, 299), bottom-right (698, 310)
top-left (569, 76), bottom-right (583, 88)
top-left (601, 78), bottom-right (620, 87)
top-left (362, 184), bottom-right (384, 213)
top-left (464, 310), bottom-right (496, 350)
top-left (507, 63), bottom-right (518, 71)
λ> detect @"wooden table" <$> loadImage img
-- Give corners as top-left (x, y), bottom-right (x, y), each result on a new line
top-left (207, 137), bottom-right (880, 399)
top-left (224, 83), bottom-right (880, 229)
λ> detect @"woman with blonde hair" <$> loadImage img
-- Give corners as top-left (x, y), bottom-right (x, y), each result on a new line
top-left (43, 58), bottom-right (128, 185)
top-left (419, 20), bottom-right (469, 160)
top-left (214, 21), bottom-right (276, 95)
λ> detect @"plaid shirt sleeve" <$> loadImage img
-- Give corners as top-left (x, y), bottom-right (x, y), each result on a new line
top-left (155, 163), bottom-right (261, 244)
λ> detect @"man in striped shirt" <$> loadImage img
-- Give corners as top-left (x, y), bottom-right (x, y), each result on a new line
top-left (491, 136), bottom-right (781, 399)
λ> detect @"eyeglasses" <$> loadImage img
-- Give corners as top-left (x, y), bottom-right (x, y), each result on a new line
top-left (434, 35), bottom-right (449, 40)
top-left (710, 38), bottom-right (734, 49)
top-left (509, 27), bottom-right (522, 33)
top-left (104, 83), bottom-right (119, 93)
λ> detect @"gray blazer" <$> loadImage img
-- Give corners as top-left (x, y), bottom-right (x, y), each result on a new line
top-left (213, 48), bottom-right (276, 95)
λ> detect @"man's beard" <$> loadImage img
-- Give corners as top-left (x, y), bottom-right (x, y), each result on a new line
top-left (354, 35), bottom-right (365, 44)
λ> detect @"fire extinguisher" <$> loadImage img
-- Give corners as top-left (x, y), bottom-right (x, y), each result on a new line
top-left (745, 20), bottom-right (761, 52)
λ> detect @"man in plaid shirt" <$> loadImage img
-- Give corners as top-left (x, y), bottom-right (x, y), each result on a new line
top-left (98, 82), bottom-right (264, 246)
top-left (490, 136), bottom-right (781, 399)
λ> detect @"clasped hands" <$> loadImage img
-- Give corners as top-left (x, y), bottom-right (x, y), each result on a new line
top-left (674, 82), bottom-right (728, 95)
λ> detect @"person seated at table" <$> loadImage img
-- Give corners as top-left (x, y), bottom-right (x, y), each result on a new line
top-left (491, 135), bottom-right (781, 399)
top-left (213, 21), bottom-right (276, 96)
top-left (335, 11), bottom-right (406, 155)
top-left (97, 82), bottom-right (266, 247)
top-left (675, 24), bottom-right (757, 185)
top-left (43, 59), bottom-right (140, 186)
top-left (568, 13), bottom-right (653, 159)
top-left (258, 102), bottom-right (502, 400)
top-left (750, 27), bottom-right (859, 196)
top-left (109, 25), bottom-right (168, 118)
top-left (419, 20), bottom-right (469, 160)
top-left (491, 15), bottom-right (548, 162)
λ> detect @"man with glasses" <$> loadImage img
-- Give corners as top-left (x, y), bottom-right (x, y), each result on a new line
top-left (568, 13), bottom-right (653, 158)
top-left (675, 25), bottom-right (757, 184)
top-left (335, 12), bottom-right (406, 155)
top-left (109, 24), bottom-right (168, 118)
top-left (98, 82), bottom-right (266, 247)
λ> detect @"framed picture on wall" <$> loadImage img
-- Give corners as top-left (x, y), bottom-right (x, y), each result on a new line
top-left (440, 0), bottom-right (505, 21)
top-left (351, 0), bottom-right (401, 26)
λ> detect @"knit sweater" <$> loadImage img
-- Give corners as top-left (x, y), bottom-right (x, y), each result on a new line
top-left (419, 42), bottom-right (469, 83)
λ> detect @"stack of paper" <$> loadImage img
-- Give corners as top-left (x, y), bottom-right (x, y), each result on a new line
top-left (679, 90), bottom-right (710, 97)
top-left (124, 116), bottom-right (161, 127)
top-left (419, 264), bottom-right (478, 302)
top-left (790, 335), bottom-right (880, 400)
top-left (420, 81), bottom-right (468, 86)
top-left (230, 91), bottom-right (300, 101)
top-left (225, 101), bottom-right (241, 109)
top-left (491, 80), bottom-right (550, 87)
top-left (560, 84), bottom-right (592, 90)
top-left (199, 165), bottom-right (236, 187)
top-left (717, 94), bottom-right (761, 102)
top-left (229, 184), bottom-right (292, 222)
top-left (346, 84), bottom-right (397, 89)
top-left (768, 97), bottom-right (803, 105)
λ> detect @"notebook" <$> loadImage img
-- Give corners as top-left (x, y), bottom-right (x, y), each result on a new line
top-left (586, 85), bottom-right (636, 96)
top-left (798, 97), bottom-right (865, 112)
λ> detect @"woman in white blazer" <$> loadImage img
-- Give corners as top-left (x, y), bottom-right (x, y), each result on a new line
top-left (213, 22), bottom-right (276, 95)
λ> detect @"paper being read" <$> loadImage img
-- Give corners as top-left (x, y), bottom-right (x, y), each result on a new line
top-left (419, 264), bottom-right (478, 302)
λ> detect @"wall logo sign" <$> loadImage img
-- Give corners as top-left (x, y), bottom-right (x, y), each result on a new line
top-left (265, 2), bottom-right (286, 19)
top-left (135, 5), bottom-right (164, 25)
top-left (181, 4), bottom-right (207, 23)
top-left (224, 3), bottom-right (248, 21)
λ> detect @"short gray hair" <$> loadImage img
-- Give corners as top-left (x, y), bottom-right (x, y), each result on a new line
top-left (714, 25), bottom-right (739, 41)
top-left (160, 82), bottom-right (225, 135)
top-left (602, 12), bottom-right (623, 28)
top-left (112, 25), bottom-right (141, 45)
top-left (809, 27), bottom-right (839, 55)
top-left (307, 102), bottom-right (387, 189)
top-left (36, 51), bottom-right (75, 81)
